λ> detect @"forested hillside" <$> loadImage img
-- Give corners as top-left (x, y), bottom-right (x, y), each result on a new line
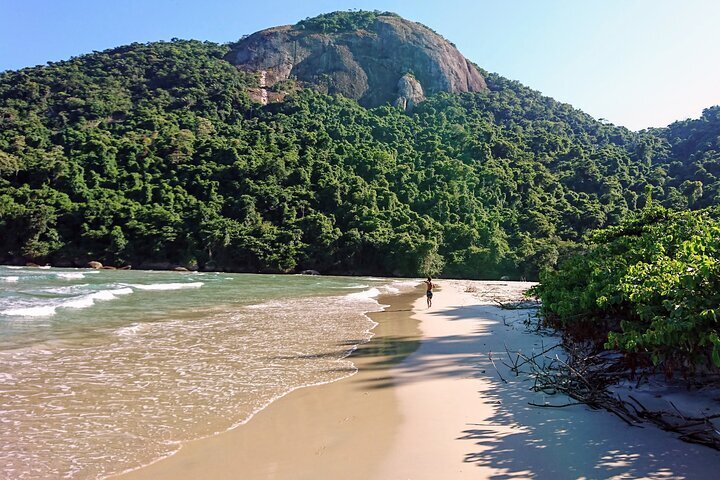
top-left (0, 26), bottom-right (718, 277)
top-left (651, 107), bottom-right (720, 209)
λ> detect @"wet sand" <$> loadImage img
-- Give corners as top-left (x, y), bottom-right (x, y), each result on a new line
top-left (118, 290), bottom-right (422, 480)
top-left (119, 281), bottom-right (720, 480)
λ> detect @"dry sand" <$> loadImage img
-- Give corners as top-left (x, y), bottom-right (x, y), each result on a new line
top-left (119, 280), bottom-right (720, 480)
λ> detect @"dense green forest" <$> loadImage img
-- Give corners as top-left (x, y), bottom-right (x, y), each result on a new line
top-left (0, 35), bottom-right (719, 278)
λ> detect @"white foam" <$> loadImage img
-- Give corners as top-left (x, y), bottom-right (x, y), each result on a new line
top-left (130, 282), bottom-right (204, 291)
top-left (63, 288), bottom-right (134, 309)
top-left (116, 323), bottom-right (147, 337)
top-left (56, 272), bottom-right (85, 280)
top-left (37, 266), bottom-right (51, 269)
top-left (382, 280), bottom-right (420, 294)
top-left (245, 300), bottom-right (282, 310)
top-left (115, 287), bottom-right (135, 296)
top-left (46, 285), bottom-right (89, 294)
top-left (1, 276), bottom-right (19, 283)
top-left (345, 287), bottom-right (381, 300)
top-left (340, 280), bottom-right (419, 300)
top-left (2, 305), bottom-right (58, 317)
top-left (390, 280), bottom-right (421, 288)
top-left (1, 288), bottom-right (134, 317)
top-left (5, 266), bottom-right (22, 270)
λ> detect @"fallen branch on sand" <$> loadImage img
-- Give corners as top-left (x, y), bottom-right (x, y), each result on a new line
top-left (492, 299), bottom-right (540, 310)
top-left (503, 341), bottom-right (720, 450)
top-left (528, 401), bottom-right (584, 408)
top-left (488, 352), bottom-right (508, 384)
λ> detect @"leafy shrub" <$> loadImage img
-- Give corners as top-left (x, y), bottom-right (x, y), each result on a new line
top-left (533, 206), bottom-right (720, 372)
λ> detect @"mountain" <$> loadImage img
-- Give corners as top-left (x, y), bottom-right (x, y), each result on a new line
top-left (225, 11), bottom-right (486, 110)
top-left (0, 11), bottom-right (718, 278)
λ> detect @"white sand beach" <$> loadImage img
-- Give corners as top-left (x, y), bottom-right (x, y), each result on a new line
top-left (119, 280), bottom-right (720, 479)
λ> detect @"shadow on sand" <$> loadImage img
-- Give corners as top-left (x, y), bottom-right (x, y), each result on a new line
top-left (314, 302), bottom-right (720, 479)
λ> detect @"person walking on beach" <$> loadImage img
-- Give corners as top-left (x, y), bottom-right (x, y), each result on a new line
top-left (424, 277), bottom-right (434, 308)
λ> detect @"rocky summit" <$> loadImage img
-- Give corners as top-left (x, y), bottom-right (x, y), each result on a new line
top-left (225, 11), bottom-right (487, 110)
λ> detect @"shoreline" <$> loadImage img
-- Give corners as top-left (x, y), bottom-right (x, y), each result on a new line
top-left (2, 263), bottom-right (533, 283)
top-left (118, 280), bottom-right (720, 479)
top-left (117, 289), bottom-right (423, 480)
top-left (1, 268), bottom-right (415, 479)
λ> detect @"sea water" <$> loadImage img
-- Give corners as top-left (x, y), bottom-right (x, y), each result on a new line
top-left (0, 266), bottom-right (417, 479)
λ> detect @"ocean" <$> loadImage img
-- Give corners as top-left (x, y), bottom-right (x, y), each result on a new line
top-left (0, 266), bottom-right (416, 479)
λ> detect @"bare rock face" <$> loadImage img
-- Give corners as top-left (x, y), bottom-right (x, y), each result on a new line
top-left (225, 13), bottom-right (487, 110)
top-left (394, 73), bottom-right (425, 112)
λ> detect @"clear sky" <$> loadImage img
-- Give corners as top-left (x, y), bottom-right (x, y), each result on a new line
top-left (2, 0), bottom-right (719, 130)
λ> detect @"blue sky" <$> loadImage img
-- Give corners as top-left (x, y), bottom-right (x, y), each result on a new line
top-left (2, 0), bottom-right (719, 130)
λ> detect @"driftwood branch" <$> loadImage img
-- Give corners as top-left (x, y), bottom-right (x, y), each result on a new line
top-left (507, 341), bottom-right (720, 449)
top-left (493, 299), bottom-right (540, 310)
top-left (528, 401), bottom-right (584, 408)
top-left (489, 351), bottom-right (508, 384)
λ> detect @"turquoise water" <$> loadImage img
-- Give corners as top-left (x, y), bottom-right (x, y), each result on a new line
top-left (0, 266), bottom-right (417, 479)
